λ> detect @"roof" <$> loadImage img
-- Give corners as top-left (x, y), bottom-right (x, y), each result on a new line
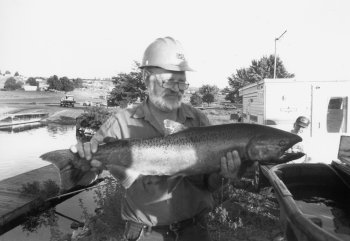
top-left (239, 78), bottom-right (350, 92)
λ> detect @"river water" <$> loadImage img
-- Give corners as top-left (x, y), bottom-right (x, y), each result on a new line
top-left (0, 123), bottom-right (100, 240)
top-left (0, 123), bottom-right (77, 181)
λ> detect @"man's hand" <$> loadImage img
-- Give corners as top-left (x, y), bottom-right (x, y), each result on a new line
top-left (70, 139), bottom-right (99, 160)
top-left (70, 139), bottom-right (100, 171)
top-left (220, 150), bottom-right (241, 180)
top-left (70, 137), bottom-right (134, 188)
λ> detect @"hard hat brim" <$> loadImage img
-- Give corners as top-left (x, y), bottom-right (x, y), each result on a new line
top-left (140, 63), bottom-right (194, 72)
top-left (298, 123), bottom-right (309, 128)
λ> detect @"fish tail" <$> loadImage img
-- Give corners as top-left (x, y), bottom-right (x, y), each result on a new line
top-left (40, 149), bottom-right (98, 191)
top-left (40, 149), bottom-right (76, 169)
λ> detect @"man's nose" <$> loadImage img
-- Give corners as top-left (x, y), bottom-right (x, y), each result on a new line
top-left (171, 83), bottom-right (180, 92)
top-left (166, 82), bottom-right (180, 92)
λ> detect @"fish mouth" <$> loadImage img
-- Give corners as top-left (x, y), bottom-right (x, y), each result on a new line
top-left (278, 152), bottom-right (305, 163)
top-left (259, 151), bottom-right (305, 165)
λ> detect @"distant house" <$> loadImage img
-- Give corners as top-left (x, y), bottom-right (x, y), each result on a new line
top-left (38, 83), bottom-right (49, 91)
top-left (23, 85), bottom-right (37, 91)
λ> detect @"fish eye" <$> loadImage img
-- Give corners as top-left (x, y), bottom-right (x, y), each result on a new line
top-left (279, 140), bottom-right (287, 147)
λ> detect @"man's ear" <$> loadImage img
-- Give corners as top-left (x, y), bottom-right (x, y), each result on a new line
top-left (142, 69), bottom-right (151, 86)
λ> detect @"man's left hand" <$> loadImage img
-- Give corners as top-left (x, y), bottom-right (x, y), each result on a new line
top-left (220, 150), bottom-right (241, 180)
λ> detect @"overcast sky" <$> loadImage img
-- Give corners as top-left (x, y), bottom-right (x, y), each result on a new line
top-left (1, 0), bottom-right (350, 88)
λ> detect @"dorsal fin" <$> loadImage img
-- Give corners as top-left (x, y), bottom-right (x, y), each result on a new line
top-left (163, 119), bottom-right (188, 136)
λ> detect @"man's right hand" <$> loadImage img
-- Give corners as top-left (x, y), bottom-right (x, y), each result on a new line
top-left (71, 139), bottom-right (99, 160)
top-left (70, 139), bottom-right (101, 172)
top-left (70, 137), bottom-right (135, 188)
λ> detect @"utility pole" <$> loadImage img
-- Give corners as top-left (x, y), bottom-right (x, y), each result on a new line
top-left (274, 30), bottom-right (287, 79)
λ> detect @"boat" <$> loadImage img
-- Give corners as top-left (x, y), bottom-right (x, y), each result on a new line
top-left (0, 113), bottom-right (49, 127)
top-left (261, 135), bottom-right (350, 241)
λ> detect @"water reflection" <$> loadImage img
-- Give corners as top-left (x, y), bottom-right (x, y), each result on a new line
top-left (0, 123), bottom-right (76, 181)
top-left (293, 187), bottom-right (350, 240)
top-left (0, 188), bottom-right (98, 241)
top-left (1, 177), bottom-right (125, 241)
top-left (47, 124), bottom-right (75, 137)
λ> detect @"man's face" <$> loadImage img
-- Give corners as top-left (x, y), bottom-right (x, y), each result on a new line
top-left (294, 124), bottom-right (308, 134)
top-left (145, 68), bottom-right (187, 112)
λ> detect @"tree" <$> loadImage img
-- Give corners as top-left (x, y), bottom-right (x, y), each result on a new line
top-left (221, 86), bottom-right (231, 95)
top-left (108, 62), bottom-right (146, 107)
top-left (4, 77), bottom-right (23, 90)
top-left (225, 91), bottom-right (240, 104)
top-left (198, 84), bottom-right (219, 97)
top-left (14, 71), bottom-right (19, 76)
top-left (72, 78), bottom-right (83, 88)
top-left (202, 93), bottom-right (215, 106)
top-left (226, 55), bottom-right (294, 103)
top-left (190, 92), bottom-right (203, 106)
top-left (47, 75), bottom-right (62, 90)
top-left (26, 77), bottom-right (38, 86)
top-left (5, 70), bottom-right (11, 75)
top-left (197, 84), bottom-right (219, 106)
top-left (60, 76), bottom-right (74, 92)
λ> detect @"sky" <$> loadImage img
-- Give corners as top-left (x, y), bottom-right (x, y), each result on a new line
top-left (1, 0), bottom-right (350, 88)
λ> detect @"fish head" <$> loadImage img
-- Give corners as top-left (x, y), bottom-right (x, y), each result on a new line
top-left (246, 127), bottom-right (303, 164)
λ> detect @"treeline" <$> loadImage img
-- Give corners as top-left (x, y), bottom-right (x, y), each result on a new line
top-left (224, 54), bottom-right (294, 103)
top-left (107, 55), bottom-right (294, 107)
top-left (3, 75), bottom-right (83, 91)
top-left (46, 75), bottom-right (83, 92)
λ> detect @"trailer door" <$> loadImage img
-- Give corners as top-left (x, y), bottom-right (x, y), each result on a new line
top-left (312, 84), bottom-right (348, 135)
top-left (310, 83), bottom-right (349, 162)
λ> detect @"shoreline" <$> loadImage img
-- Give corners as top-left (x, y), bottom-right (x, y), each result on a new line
top-left (0, 103), bottom-right (85, 125)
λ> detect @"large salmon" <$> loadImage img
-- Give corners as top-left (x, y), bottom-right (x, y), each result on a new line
top-left (41, 120), bottom-right (303, 190)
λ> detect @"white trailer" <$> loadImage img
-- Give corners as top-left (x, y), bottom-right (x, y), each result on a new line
top-left (239, 78), bottom-right (350, 162)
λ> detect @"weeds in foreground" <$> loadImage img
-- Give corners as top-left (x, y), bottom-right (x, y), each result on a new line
top-left (17, 177), bottom-right (284, 241)
top-left (208, 179), bottom-right (284, 241)
top-left (76, 176), bottom-right (126, 241)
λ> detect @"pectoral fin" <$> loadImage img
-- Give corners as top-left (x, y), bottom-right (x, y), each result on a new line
top-left (163, 119), bottom-right (188, 136)
top-left (167, 174), bottom-right (185, 193)
top-left (106, 165), bottom-right (140, 189)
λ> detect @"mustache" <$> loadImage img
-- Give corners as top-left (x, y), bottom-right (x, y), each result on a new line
top-left (163, 90), bottom-right (183, 97)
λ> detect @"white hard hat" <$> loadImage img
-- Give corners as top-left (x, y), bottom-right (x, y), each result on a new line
top-left (140, 37), bottom-right (194, 71)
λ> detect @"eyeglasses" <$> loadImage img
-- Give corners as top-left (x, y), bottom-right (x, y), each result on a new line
top-left (161, 80), bottom-right (190, 91)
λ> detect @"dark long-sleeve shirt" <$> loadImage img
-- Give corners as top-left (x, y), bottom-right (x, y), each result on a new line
top-left (92, 100), bottom-right (223, 226)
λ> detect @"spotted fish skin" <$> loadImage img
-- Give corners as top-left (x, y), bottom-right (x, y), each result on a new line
top-left (41, 122), bottom-right (303, 190)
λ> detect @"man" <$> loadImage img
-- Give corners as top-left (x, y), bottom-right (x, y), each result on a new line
top-left (290, 116), bottom-right (311, 163)
top-left (291, 116), bottom-right (310, 136)
top-left (71, 37), bottom-right (242, 241)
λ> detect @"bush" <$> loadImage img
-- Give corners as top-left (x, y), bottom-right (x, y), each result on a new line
top-left (190, 92), bottom-right (203, 106)
top-left (76, 106), bottom-right (114, 141)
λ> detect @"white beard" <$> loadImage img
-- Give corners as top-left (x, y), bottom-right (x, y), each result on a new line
top-left (149, 94), bottom-right (182, 112)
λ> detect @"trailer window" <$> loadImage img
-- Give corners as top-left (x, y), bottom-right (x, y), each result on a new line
top-left (327, 97), bottom-right (348, 133)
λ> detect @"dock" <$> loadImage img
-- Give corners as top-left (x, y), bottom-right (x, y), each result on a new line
top-left (0, 165), bottom-right (60, 234)
top-left (0, 112), bottom-right (49, 127)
